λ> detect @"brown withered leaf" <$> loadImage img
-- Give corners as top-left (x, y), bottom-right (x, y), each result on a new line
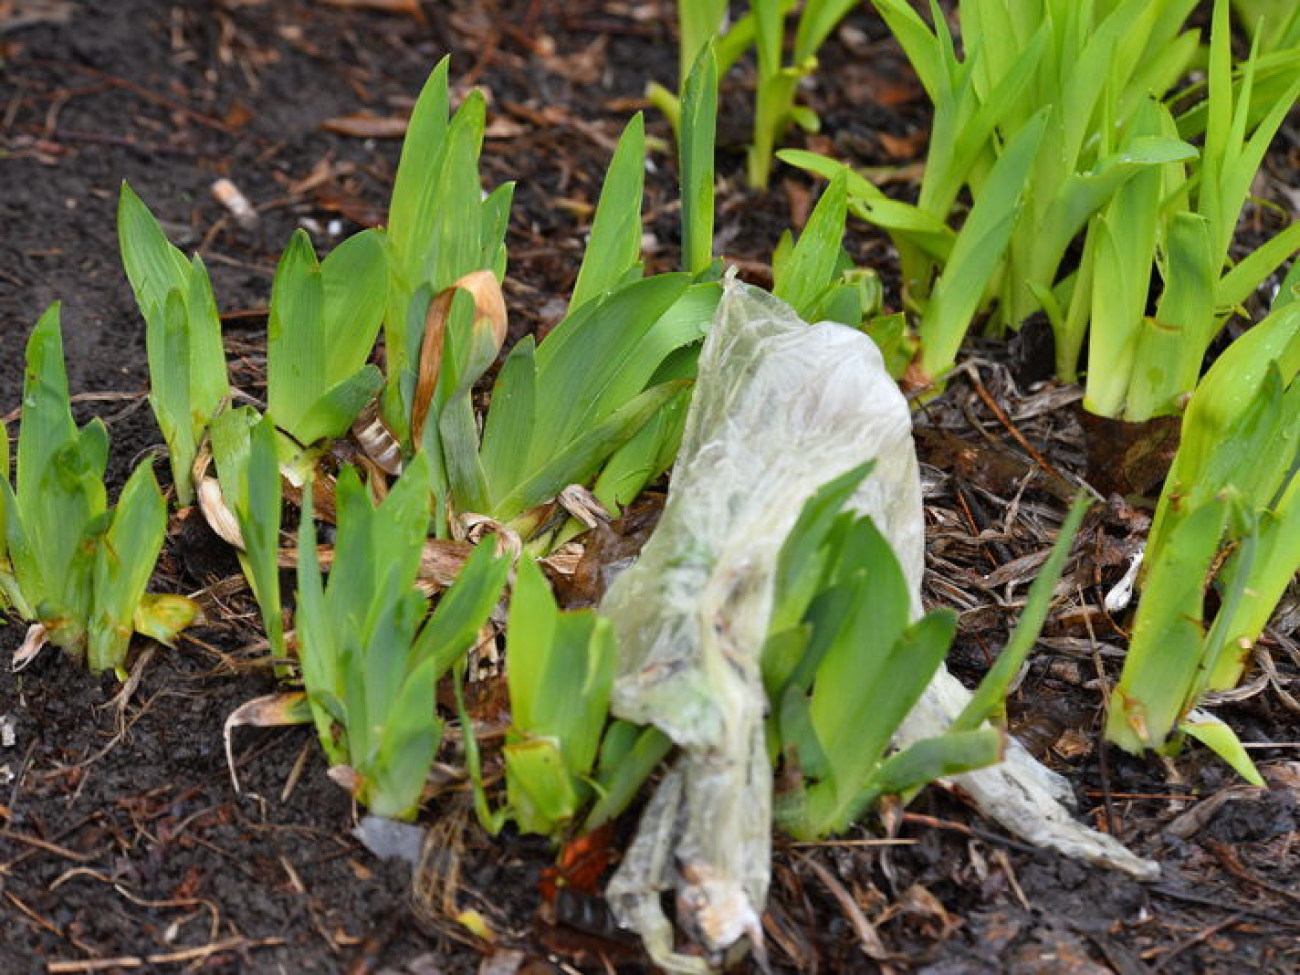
top-left (411, 271), bottom-right (507, 445)
top-left (224, 692), bottom-right (312, 793)
top-left (559, 496), bottom-right (662, 608)
top-left (352, 400), bottom-right (403, 475)
top-left (1077, 408), bottom-right (1181, 497)
top-left (411, 288), bottom-right (456, 446)
top-left (281, 537), bottom-right (472, 594)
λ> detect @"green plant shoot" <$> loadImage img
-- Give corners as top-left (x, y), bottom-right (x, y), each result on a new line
top-left (267, 228), bottom-right (388, 449)
top-left (500, 558), bottom-right (618, 836)
top-left (762, 466), bottom-right (993, 840)
top-left (118, 182), bottom-right (229, 506)
top-left (210, 408), bottom-right (286, 666)
top-left (766, 469), bottom-right (1088, 839)
top-left (0, 304), bottom-right (196, 675)
top-left (295, 452), bottom-right (510, 820)
top-left (382, 58), bottom-right (513, 445)
top-left (1107, 300), bottom-right (1299, 777)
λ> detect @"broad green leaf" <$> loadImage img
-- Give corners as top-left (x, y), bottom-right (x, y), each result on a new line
top-left (773, 171), bottom-right (848, 320)
top-left (812, 604), bottom-right (954, 814)
top-left (1107, 498), bottom-right (1230, 753)
top-left (370, 654), bottom-right (444, 821)
top-left (681, 45), bottom-right (718, 274)
top-left (495, 380), bottom-right (691, 523)
top-left (1131, 212), bottom-right (1217, 420)
top-left (211, 409), bottom-right (284, 663)
top-left (295, 469), bottom-right (347, 765)
top-left (267, 229), bottom-right (387, 445)
top-left (388, 58), bottom-right (451, 265)
top-left (505, 558), bottom-right (617, 833)
top-left (504, 738), bottom-right (580, 834)
top-left (425, 92), bottom-right (489, 292)
top-left (1217, 222), bottom-right (1300, 311)
top-left (295, 366), bottom-right (384, 449)
top-left (119, 183), bottom-right (228, 503)
top-left (87, 461), bottom-right (167, 674)
top-left (118, 182), bottom-right (191, 312)
top-left (479, 182), bottom-right (515, 280)
top-left (584, 722), bottom-right (673, 831)
top-left (868, 729), bottom-right (1003, 797)
top-left (768, 460), bottom-right (873, 635)
top-left (1149, 304), bottom-right (1300, 558)
top-left (243, 414), bottom-right (285, 662)
top-left (920, 112), bottom-right (1047, 378)
top-left (1206, 387), bottom-right (1300, 689)
top-left (480, 337), bottom-right (538, 506)
top-left (590, 385), bottom-right (691, 517)
top-left (14, 306), bottom-right (108, 627)
top-left (531, 275), bottom-right (698, 459)
top-left (571, 114), bottom-right (645, 310)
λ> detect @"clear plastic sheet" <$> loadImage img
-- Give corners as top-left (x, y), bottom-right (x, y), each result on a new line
top-left (601, 277), bottom-right (1155, 974)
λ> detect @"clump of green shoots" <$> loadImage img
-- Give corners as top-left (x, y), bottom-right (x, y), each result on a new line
top-left (167, 55), bottom-right (723, 824)
top-left (784, 0), bottom-right (1300, 404)
top-left (295, 453), bottom-right (510, 821)
top-left (766, 464), bottom-right (1089, 838)
top-left (1105, 296), bottom-right (1300, 781)
top-left (460, 557), bottom-right (670, 838)
top-left (360, 55), bottom-right (723, 550)
top-left (119, 183), bottom-right (229, 507)
top-left (651, 0), bottom-right (863, 187)
top-left (0, 305), bottom-right (197, 676)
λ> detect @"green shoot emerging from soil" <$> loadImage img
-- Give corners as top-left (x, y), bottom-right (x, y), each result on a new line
top-left (1, 305), bottom-right (197, 676)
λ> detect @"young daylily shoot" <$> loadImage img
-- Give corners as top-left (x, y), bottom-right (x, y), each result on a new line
top-left (1, 305), bottom-right (197, 676)
top-left (267, 227), bottom-right (388, 450)
top-left (353, 102), bottom-right (717, 549)
top-left (1106, 299), bottom-right (1300, 781)
top-left (118, 182), bottom-right (229, 507)
top-left (785, 0), bottom-right (1300, 401)
top-left (501, 558), bottom-right (618, 836)
top-left (295, 452), bottom-right (511, 821)
top-left (381, 56), bottom-right (512, 450)
top-left (764, 465), bottom-right (994, 840)
top-left (210, 408), bottom-right (287, 666)
top-left (766, 466), bottom-right (1090, 839)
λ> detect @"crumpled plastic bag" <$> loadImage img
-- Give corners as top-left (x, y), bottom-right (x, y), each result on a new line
top-left (600, 276), bottom-right (1155, 973)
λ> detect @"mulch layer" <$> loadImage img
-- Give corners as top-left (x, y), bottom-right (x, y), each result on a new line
top-left (1, 1), bottom-right (1298, 973)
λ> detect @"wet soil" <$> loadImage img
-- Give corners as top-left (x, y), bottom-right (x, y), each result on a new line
top-left (1, 1), bottom-right (1298, 973)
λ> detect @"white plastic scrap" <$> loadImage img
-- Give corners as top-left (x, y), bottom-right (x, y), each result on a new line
top-left (601, 277), bottom-right (1156, 973)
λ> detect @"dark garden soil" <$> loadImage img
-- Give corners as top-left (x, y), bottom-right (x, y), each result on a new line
top-left (1, 1), bottom-right (1298, 972)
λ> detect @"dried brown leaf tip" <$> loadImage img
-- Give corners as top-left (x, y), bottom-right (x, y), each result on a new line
top-left (412, 270), bottom-right (508, 445)
top-left (455, 269), bottom-right (508, 352)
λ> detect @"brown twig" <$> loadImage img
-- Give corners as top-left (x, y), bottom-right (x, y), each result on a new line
top-left (25, 59), bottom-right (245, 137)
top-left (968, 370), bottom-right (1084, 498)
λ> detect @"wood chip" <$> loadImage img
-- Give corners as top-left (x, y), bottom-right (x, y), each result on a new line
top-left (317, 0), bottom-right (422, 15)
top-left (319, 113), bottom-right (409, 139)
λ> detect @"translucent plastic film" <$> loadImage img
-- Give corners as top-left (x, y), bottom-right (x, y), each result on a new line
top-left (602, 277), bottom-right (1154, 973)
